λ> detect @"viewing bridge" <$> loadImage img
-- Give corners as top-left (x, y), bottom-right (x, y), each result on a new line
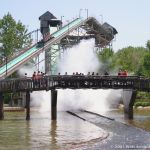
top-left (0, 75), bottom-right (149, 121)
top-left (0, 75), bottom-right (149, 93)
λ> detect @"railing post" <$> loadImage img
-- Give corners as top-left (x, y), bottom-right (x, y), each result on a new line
top-left (51, 89), bottom-right (57, 120)
top-left (26, 91), bottom-right (30, 120)
top-left (0, 92), bottom-right (4, 120)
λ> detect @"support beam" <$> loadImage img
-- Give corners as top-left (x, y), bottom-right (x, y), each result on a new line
top-left (0, 92), bottom-right (4, 120)
top-left (51, 90), bottom-right (57, 120)
top-left (26, 91), bottom-right (30, 120)
top-left (122, 90), bottom-right (137, 119)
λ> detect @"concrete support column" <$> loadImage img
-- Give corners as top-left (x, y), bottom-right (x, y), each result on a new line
top-left (26, 91), bottom-right (30, 120)
top-left (0, 92), bottom-right (4, 120)
top-left (51, 90), bottom-right (57, 120)
top-left (122, 90), bottom-right (137, 119)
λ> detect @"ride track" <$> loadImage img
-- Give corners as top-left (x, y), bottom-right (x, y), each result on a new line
top-left (0, 18), bottom-right (83, 78)
top-left (0, 16), bottom-right (116, 79)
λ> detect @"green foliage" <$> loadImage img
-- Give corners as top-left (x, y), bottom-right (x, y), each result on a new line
top-left (0, 13), bottom-right (30, 57)
top-left (136, 92), bottom-right (150, 99)
top-left (98, 48), bottom-right (114, 63)
top-left (97, 40), bottom-right (150, 77)
top-left (146, 40), bottom-right (150, 50)
top-left (142, 52), bottom-right (150, 77)
top-left (97, 48), bottom-right (114, 72)
top-left (111, 46), bottom-right (148, 74)
top-left (134, 102), bottom-right (150, 107)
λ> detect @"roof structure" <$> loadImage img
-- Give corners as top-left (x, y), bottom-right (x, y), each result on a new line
top-left (39, 11), bottom-right (57, 21)
top-left (102, 22), bottom-right (118, 35)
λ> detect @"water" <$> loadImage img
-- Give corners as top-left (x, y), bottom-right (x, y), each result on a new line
top-left (0, 109), bottom-right (150, 150)
top-left (0, 111), bottom-right (107, 150)
top-left (102, 109), bottom-right (150, 131)
top-left (73, 109), bottom-right (150, 150)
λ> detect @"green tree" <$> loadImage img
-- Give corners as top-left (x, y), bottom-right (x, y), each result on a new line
top-left (98, 48), bottom-right (114, 63)
top-left (146, 40), bottom-right (150, 51)
top-left (0, 13), bottom-right (30, 57)
top-left (142, 52), bottom-right (150, 77)
top-left (111, 46), bottom-right (147, 74)
top-left (97, 48), bottom-right (114, 72)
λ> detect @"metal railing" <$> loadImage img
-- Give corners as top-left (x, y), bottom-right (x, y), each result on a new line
top-left (0, 75), bottom-right (149, 93)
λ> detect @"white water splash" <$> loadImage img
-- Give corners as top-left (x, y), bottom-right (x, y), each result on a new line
top-left (19, 39), bottom-right (122, 113)
top-left (58, 39), bottom-right (100, 74)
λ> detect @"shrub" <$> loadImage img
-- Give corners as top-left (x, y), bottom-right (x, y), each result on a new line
top-left (134, 102), bottom-right (150, 107)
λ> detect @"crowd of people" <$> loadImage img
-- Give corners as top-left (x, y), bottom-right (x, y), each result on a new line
top-left (118, 69), bottom-right (128, 76)
top-left (58, 72), bottom-right (109, 76)
top-left (22, 70), bottom-right (128, 89)
top-left (31, 71), bottom-right (47, 80)
top-left (58, 70), bottom-right (128, 76)
top-left (24, 70), bottom-right (128, 79)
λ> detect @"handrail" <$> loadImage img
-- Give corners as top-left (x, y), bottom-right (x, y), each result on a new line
top-left (0, 75), bottom-right (149, 93)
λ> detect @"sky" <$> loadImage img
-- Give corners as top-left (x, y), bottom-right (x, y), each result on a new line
top-left (1, 0), bottom-right (150, 51)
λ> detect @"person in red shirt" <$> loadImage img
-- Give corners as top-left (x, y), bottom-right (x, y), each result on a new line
top-left (123, 70), bottom-right (128, 76)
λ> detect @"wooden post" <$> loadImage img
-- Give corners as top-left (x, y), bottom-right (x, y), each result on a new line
top-left (51, 90), bottom-right (57, 120)
top-left (123, 90), bottom-right (137, 119)
top-left (0, 92), bottom-right (4, 120)
top-left (26, 91), bottom-right (30, 120)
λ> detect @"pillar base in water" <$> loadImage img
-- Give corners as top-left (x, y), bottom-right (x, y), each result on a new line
top-left (51, 90), bottom-right (57, 120)
top-left (0, 92), bottom-right (4, 120)
top-left (26, 91), bottom-right (30, 120)
top-left (122, 90), bottom-right (137, 119)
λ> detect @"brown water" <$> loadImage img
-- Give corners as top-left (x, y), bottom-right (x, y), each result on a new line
top-left (0, 111), bottom-right (107, 150)
top-left (0, 109), bottom-right (150, 150)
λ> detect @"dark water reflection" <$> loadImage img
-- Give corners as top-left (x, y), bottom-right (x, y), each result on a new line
top-left (0, 111), bottom-right (106, 150)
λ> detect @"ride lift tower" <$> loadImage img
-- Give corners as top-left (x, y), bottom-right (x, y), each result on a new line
top-left (39, 11), bottom-right (62, 75)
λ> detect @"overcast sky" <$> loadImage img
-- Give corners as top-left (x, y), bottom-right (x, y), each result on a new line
top-left (1, 0), bottom-right (150, 51)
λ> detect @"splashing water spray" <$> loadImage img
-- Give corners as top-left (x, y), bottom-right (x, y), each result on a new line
top-left (19, 39), bottom-right (122, 113)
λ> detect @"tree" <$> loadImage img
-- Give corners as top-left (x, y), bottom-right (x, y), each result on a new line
top-left (111, 46), bottom-right (147, 74)
top-left (97, 48), bottom-right (114, 72)
top-left (142, 52), bottom-right (150, 77)
top-left (98, 48), bottom-right (114, 63)
top-left (146, 40), bottom-right (150, 51)
top-left (0, 13), bottom-right (31, 57)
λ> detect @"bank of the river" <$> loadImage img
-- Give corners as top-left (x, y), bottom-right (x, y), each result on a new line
top-left (119, 104), bottom-right (150, 109)
top-left (4, 107), bottom-right (25, 112)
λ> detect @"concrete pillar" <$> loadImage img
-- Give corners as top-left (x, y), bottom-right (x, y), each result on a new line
top-left (51, 90), bottom-right (57, 120)
top-left (0, 92), bottom-right (4, 120)
top-left (26, 91), bottom-right (30, 120)
top-left (122, 90), bottom-right (137, 119)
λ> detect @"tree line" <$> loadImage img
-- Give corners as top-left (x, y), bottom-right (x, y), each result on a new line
top-left (97, 43), bottom-right (150, 77)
